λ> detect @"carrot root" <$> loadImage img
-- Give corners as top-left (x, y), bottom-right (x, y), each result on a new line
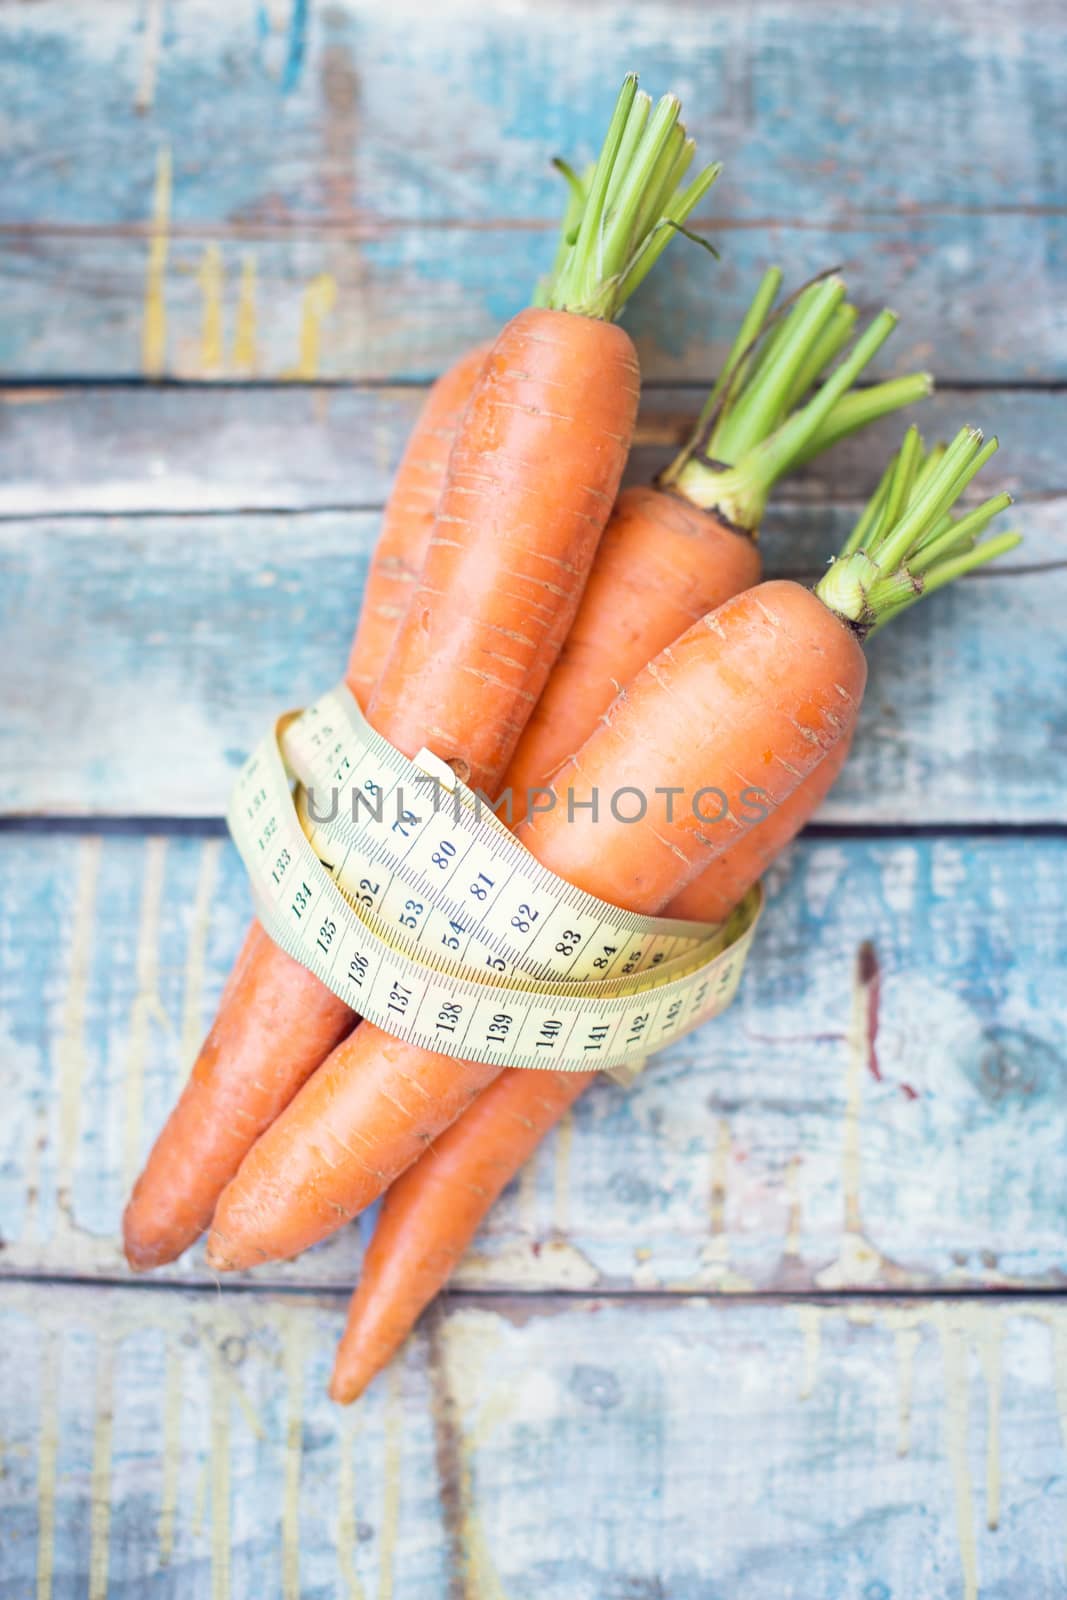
top-left (330, 1068), bottom-right (593, 1403)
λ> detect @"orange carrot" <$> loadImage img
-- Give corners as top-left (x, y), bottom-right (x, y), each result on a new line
top-left (504, 484), bottom-right (760, 806)
top-left (326, 731), bottom-right (851, 1399)
top-left (207, 575), bottom-right (869, 1272)
top-left (507, 268), bottom-right (929, 806)
top-left (357, 304), bottom-right (638, 789)
top-left (126, 76), bottom-right (718, 1271)
top-left (331, 1067), bottom-right (591, 1401)
top-left (345, 342), bottom-right (490, 704)
top-left (665, 730), bottom-right (851, 922)
top-left (321, 427), bottom-right (1020, 1400)
top-left (328, 742), bottom-right (853, 1401)
top-left (122, 346), bottom-right (486, 1272)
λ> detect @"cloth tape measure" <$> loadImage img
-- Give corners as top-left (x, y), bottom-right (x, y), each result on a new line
top-left (227, 682), bottom-right (761, 1085)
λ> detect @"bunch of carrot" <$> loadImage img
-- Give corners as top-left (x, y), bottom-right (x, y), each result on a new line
top-left (123, 76), bottom-right (1019, 1405)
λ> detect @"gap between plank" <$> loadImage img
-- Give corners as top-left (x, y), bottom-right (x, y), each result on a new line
top-left (2, 1271), bottom-right (1067, 1307)
top-left (1, 818), bottom-right (1065, 840)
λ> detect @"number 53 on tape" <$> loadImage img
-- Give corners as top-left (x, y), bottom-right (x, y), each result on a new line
top-left (228, 682), bottom-right (762, 1084)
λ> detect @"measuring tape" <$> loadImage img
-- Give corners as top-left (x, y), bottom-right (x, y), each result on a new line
top-left (227, 682), bottom-right (761, 1082)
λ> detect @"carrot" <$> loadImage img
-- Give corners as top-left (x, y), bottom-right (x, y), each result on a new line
top-left (359, 85), bottom-right (720, 792)
top-left (208, 534), bottom-right (896, 1272)
top-left (324, 425), bottom-right (1020, 1400)
top-left (665, 730), bottom-right (852, 921)
top-left (331, 1066), bottom-right (592, 1401)
top-left (122, 345), bottom-right (487, 1272)
top-left (332, 759), bottom-right (856, 1402)
top-left (345, 342), bottom-right (490, 705)
top-left (506, 268), bottom-right (931, 806)
top-left (126, 76), bottom-right (720, 1272)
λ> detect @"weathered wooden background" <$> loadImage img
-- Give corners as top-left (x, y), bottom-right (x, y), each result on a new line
top-left (1, 2), bottom-right (1065, 1596)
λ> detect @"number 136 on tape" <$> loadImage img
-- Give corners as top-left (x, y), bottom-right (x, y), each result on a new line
top-left (228, 682), bottom-right (762, 1084)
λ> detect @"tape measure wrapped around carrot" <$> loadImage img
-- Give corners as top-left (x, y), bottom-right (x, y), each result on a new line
top-left (205, 589), bottom-right (857, 1270)
top-left (123, 75), bottom-right (722, 1271)
top-left (323, 424), bottom-right (1020, 1402)
top-left (203, 425), bottom-right (1019, 1284)
top-left (128, 257), bottom-right (924, 1272)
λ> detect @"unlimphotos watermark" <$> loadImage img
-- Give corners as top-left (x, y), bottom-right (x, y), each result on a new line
top-left (305, 776), bottom-right (773, 832)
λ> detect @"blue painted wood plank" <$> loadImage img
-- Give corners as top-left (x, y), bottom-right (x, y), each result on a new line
top-left (0, 1281), bottom-right (449, 1600)
top-left (2, 832), bottom-right (1064, 1291)
top-left (0, 384), bottom-right (1060, 518)
top-left (1, 505), bottom-right (1061, 821)
top-left (1, 212), bottom-right (1063, 382)
top-left (1, 0), bottom-right (1062, 224)
top-left (2, 1282), bottom-right (1067, 1598)
top-left (0, 1), bottom-right (1063, 381)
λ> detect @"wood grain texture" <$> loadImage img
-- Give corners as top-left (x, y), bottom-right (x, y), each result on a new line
top-left (2, 0), bottom-right (1065, 1587)
top-left (1, 383), bottom-right (1061, 518)
top-left (3, 214), bottom-right (1064, 383)
top-left (3, 831), bottom-right (1064, 1293)
top-left (4, 0), bottom-right (1063, 226)
top-left (3, 1281), bottom-right (1067, 1599)
top-left (0, 1281), bottom-right (447, 1600)
top-left (2, 503), bottom-right (1062, 821)
top-left (0, 1), bottom-right (1064, 380)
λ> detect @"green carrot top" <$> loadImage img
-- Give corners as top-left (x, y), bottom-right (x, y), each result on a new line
top-left (538, 75), bottom-right (721, 322)
top-left (815, 424), bottom-right (1021, 637)
top-left (664, 268), bottom-right (933, 533)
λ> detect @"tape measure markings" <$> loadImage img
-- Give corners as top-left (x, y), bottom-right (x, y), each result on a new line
top-left (285, 688), bottom-right (712, 982)
top-left (228, 683), bottom-right (761, 1075)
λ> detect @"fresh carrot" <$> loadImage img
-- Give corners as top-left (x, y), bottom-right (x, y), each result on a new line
top-left (325, 735), bottom-right (852, 1403)
top-left (125, 76), bottom-right (720, 1272)
top-left (345, 342), bottom-right (491, 705)
top-left (360, 82), bottom-right (719, 792)
top-left (665, 730), bottom-right (852, 921)
top-left (122, 344), bottom-right (487, 1273)
top-left (322, 426), bottom-right (1020, 1401)
top-left (210, 418), bottom-right (1012, 1277)
top-left (206, 566), bottom-right (863, 1270)
top-left (506, 267), bottom-right (931, 806)
top-left (331, 1066), bottom-right (591, 1401)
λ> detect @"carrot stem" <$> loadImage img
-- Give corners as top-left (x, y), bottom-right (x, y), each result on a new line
top-left (563, 74), bottom-right (638, 312)
top-left (799, 372), bottom-right (934, 464)
top-left (840, 450), bottom-right (898, 557)
top-left (730, 309), bottom-right (902, 507)
top-left (877, 429), bottom-right (997, 572)
top-left (874, 422), bottom-right (924, 547)
top-left (666, 271), bottom-right (930, 532)
top-left (815, 425), bottom-right (1020, 634)
top-left (548, 77), bottom-right (721, 322)
top-left (533, 158), bottom-right (591, 307)
top-left (693, 267), bottom-right (783, 442)
top-left (906, 531), bottom-right (1022, 593)
top-left (911, 491), bottom-right (1013, 569)
top-left (715, 278), bottom-right (846, 463)
top-left (604, 91), bottom-right (653, 210)
top-left (614, 159), bottom-right (722, 305)
top-left (783, 303), bottom-right (859, 413)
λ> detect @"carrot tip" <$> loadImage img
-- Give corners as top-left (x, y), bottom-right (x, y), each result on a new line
top-left (328, 1364), bottom-right (371, 1406)
top-left (204, 1235), bottom-right (237, 1272)
top-left (122, 1220), bottom-right (170, 1273)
